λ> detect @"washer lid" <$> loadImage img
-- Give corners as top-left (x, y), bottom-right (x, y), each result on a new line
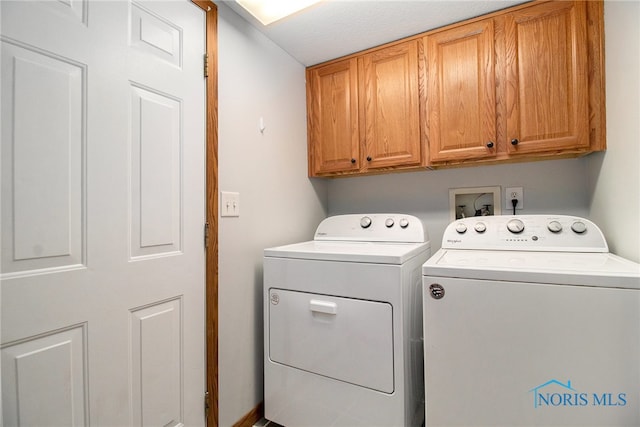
top-left (265, 240), bottom-right (431, 264)
top-left (423, 249), bottom-right (640, 289)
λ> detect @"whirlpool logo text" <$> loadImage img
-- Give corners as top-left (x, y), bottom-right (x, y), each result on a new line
top-left (529, 379), bottom-right (628, 408)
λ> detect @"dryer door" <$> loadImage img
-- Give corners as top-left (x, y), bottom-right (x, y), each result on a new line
top-left (268, 288), bottom-right (394, 393)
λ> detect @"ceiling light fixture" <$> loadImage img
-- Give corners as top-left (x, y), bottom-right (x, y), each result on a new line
top-left (235, 0), bottom-right (322, 26)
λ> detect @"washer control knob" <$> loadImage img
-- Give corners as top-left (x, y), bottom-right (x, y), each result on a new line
top-left (399, 218), bottom-right (409, 228)
top-left (455, 223), bottom-right (467, 234)
top-left (360, 216), bottom-right (372, 229)
top-left (385, 218), bottom-right (395, 228)
top-left (506, 219), bottom-right (525, 234)
top-left (547, 220), bottom-right (563, 233)
top-left (571, 221), bottom-right (587, 234)
top-left (474, 222), bottom-right (487, 233)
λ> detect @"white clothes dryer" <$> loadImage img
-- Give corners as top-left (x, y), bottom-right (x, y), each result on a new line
top-left (264, 214), bottom-right (431, 427)
top-left (422, 215), bottom-right (640, 427)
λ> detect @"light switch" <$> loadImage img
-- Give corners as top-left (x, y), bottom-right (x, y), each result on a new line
top-left (220, 191), bottom-right (240, 217)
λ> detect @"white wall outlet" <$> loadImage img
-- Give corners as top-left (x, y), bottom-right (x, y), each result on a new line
top-left (220, 191), bottom-right (240, 217)
top-left (505, 187), bottom-right (524, 211)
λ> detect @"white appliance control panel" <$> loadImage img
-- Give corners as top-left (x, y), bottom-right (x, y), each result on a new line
top-left (314, 214), bottom-right (428, 243)
top-left (442, 215), bottom-right (608, 252)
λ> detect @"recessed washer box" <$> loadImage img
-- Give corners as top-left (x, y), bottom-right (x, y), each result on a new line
top-left (449, 186), bottom-right (501, 221)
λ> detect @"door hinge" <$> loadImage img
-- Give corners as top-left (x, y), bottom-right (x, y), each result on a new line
top-left (204, 222), bottom-right (210, 249)
top-left (204, 390), bottom-right (211, 420)
top-left (204, 53), bottom-right (209, 78)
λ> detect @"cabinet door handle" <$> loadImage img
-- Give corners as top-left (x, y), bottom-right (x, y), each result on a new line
top-left (366, 156), bottom-right (372, 161)
top-left (486, 141), bottom-right (494, 148)
top-left (351, 158), bottom-right (356, 164)
top-left (511, 138), bottom-right (519, 145)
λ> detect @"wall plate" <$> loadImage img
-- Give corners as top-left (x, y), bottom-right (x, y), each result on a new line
top-left (220, 191), bottom-right (240, 217)
top-left (449, 186), bottom-right (501, 222)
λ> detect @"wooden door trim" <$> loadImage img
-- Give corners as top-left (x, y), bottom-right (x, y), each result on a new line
top-left (192, 1), bottom-right (218, 426)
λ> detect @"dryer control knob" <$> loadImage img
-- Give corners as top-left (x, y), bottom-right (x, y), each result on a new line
top-left (385, 218), bottom-right (395, 228)
top-left (571, 221), bottom-right (587, 234)
top-left (455, 223), bottom-right (467, 234)
top-left (547, 220), bottom-right (563, 233)
top-left (360, 216), bottom-right (372, 229)
top-left (399, 218), bottom-right (409, 228)
top-left (474, 222), bottom-right (487, 233)
top-left (506, 219), bottom-right (525, 234)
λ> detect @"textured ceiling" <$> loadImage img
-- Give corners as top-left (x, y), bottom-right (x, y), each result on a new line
top-left (220, 0), bottom-right (529, 66)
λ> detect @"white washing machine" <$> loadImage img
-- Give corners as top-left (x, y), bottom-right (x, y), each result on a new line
top-left (422, 215), bottom-right (640, 426)
top-left (263, 214), bottom-right (431, 427)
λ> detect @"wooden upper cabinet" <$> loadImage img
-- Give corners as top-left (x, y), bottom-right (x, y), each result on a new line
top-left (307, 40), bottom-right (421, 176)
top-left (505, 1), bottom-right (589, 155)
top-left (425, 19), bottom-right (497, 162)
top-left (306, 0), bottom-right (603, 176)
top-left (360, 40), bottom-right (421, 170)
top-left (307, 58), bottom-right (360, 175)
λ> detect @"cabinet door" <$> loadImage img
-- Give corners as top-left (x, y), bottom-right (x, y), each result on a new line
top-left (426, 19), bottom-right (497, 163)
top-left (307, 58), bottom-right (360, 175)
top-left (361, 40), bottom-right (421, 170)
top-left (505, 1), bottom-right (589, 155)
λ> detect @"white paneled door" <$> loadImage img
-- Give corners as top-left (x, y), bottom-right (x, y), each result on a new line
top-left (1, 1), bottom-right (206, 426)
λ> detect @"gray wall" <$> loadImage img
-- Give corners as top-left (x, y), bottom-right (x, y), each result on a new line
top-left (587, 0), bottom-right (640, 262)
top-left (217, 3), bottom-right (327, 425)
top-left (328, 158), bottom-right (591, 253)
